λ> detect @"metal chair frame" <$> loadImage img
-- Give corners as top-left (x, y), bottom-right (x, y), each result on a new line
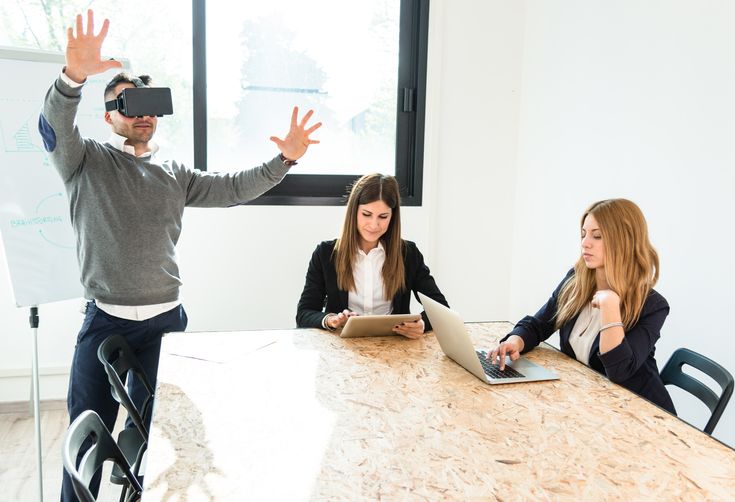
top-left (62, 409), bottom-right (143, 502)
top-left (97, 335), bottom-right (155, 496)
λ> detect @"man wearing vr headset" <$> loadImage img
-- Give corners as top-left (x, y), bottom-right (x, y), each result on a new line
top-left (40, 10), bottom-right (321, 501)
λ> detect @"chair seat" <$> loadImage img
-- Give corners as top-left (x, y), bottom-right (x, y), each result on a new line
top-left (111, 427), bottom-right (145, 485)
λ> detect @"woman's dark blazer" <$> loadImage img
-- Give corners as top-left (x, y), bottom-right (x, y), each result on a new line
top-left (296, 239), bottom-right (449, 331)
top-left (502, 269), bottom-right (676, 414)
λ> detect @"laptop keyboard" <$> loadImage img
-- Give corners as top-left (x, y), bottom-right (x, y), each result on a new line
top-left (476, 351), bottom-right (525, 379)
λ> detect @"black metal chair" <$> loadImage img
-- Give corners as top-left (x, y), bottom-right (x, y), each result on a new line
top-left (660, 347), bottom-right (734, 435)
top-left (97, 335), bottom-right (155, 489)
top-left (62, 409), bottom-right (143, 502)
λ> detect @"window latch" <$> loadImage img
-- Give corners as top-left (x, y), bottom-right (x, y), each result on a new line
top-left (403, 88), bottom-right (415, 113)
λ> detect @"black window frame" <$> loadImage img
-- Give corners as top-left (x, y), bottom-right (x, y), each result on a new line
top-left (192, 0), bottom-right (429, 206)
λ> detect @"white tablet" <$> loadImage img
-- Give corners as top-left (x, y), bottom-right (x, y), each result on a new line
top-left (339, 314), bottom-right (422, 338)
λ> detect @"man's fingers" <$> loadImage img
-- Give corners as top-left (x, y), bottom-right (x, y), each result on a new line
top-left (305, 122), bottom-right (322, 135)
top-left (72, 11), bottom-right (106, 40)
top-left (290, 106), bottom-right (299, 127)
top-left (269, 136), bottom-right (284, 147)
top-left (299, 109), bottom-right (314, 128)
top-left (86, 9), bottom-right (94, 36)
top-left (101, 59), bottom-right (123, 72)
top-left (98, 18), bottom-right (111, 40)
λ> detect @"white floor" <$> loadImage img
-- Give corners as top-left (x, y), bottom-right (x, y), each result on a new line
top-left (0, 402), bottom-right (128, 502)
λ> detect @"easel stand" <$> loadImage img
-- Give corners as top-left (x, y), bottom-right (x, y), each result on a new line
top-left (29, 305), bottom-right (44, 502)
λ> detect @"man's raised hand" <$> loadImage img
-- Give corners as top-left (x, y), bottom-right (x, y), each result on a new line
top-left (270, 107), bottom-right (322, 162)
top-left (65, 10), bottom-right (122, 83)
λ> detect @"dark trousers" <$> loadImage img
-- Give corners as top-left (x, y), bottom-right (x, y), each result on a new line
top-left (61, 301), bottom-right (188, 502)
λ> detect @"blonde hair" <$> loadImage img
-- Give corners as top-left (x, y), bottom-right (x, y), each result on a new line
top-left (334, 174), bottom-right (405, 299)
top-left (555, 199), bottom-right (659, 330)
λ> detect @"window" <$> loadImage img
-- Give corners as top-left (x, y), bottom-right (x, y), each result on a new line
top-left (196, 0), bottom-right (428, 205)
top-left (0, 0), bottom-right (428, 205)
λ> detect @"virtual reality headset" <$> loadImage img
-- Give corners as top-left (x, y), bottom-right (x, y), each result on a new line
top-left (104, 87), bottom-right (174, 118)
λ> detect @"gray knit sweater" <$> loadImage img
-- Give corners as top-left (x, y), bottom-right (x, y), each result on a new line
top-left (40, 76), bottom-right (291, 305)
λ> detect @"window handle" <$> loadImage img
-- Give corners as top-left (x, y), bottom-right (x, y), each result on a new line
top-left (403, 88), bottom-right (415, 113)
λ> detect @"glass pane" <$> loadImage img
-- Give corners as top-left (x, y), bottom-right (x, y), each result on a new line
top-left (206, 0), bottom-right (400, 175)
top-left (0, 1), bottom-right (193, 166)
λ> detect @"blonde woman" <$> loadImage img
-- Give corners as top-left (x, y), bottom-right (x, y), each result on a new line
top-left (490, 199), bottom-right (675, 413)
top-left (296, 174), bottom-right (448, 339)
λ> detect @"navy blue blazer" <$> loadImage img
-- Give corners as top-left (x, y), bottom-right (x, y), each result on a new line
top-left (296, 239), bottom-right (449, 331)
top-left (503, 270), bottom-right (676, 414)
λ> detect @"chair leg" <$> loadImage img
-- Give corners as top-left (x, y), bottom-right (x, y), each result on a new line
top-left (118, 484), bottom-right (128, 502)
top-left (132, 443), bottom-right (146, 487)
top-left (116, 443), bottom-right (146, 502)
top-left (124, 485), bottom-right (142, 502)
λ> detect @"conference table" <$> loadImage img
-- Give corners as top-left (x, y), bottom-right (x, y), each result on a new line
top-left (141, 322), bottom-right (735, 500)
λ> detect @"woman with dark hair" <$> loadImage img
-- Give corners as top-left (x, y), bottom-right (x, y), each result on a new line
top-left (490, 198), bottom-right (676, 413)
top-left (296, 173), bottom-right (449, 338)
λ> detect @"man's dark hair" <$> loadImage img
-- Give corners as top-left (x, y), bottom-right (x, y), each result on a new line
top-left (104, 72), bottom-right (152, 101)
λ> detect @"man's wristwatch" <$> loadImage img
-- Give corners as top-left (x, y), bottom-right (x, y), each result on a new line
top-left (279, 153), bottom-right (297, 166)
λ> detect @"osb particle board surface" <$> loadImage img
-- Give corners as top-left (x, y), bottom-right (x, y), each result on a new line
top-left (143, 323), bottom-right (735, 501)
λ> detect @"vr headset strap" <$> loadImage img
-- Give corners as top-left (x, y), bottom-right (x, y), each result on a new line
top-left (104, 99), bottom-right (119, 112)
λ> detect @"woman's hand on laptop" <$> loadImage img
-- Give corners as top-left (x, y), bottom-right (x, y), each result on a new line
top-left (393, 318), bottom-right (424, 339)
top-left (488, 335), bottom-right (525, 370)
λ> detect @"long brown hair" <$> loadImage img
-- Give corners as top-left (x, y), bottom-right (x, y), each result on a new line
top-left (555, 199), bottom-right (659, 330)
top-left (334, 174), bottom-right (405, 299)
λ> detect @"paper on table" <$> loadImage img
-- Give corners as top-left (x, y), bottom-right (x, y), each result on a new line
top-left (162, 331), bottom-right (280, 364)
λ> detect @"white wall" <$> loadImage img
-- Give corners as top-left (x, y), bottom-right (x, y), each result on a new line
top-left (1, 0), bottom-right (733, 448)
top-left (428, 0), bottom-right (525, 321)
top-left (510, 0), bottom-right (735, 446)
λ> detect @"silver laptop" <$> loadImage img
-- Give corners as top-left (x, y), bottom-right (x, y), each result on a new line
top-left (418, 292), bottom-right (558, 385)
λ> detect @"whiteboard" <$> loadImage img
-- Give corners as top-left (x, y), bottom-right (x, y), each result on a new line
top-left (0, 47), bottom-right (127, 307)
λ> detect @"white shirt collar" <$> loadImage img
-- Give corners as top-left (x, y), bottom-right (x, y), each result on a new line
top-left (106, 131), bottom-right (159, 158)
top-left (358, 241), bottom-right (385, 257)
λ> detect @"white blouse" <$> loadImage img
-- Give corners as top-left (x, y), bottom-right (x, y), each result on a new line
top-left (569, 303), bottom-right (602, 366)
top-left (347, 243), bottom-right (392, 315)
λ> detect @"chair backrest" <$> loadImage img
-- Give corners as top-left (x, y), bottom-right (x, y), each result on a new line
top-left (62, 410), bottom-right (143, 502)
top-left (660, 347), bottom-right (734, 435)
top-left (97, 335), bottom-right (155, 440)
